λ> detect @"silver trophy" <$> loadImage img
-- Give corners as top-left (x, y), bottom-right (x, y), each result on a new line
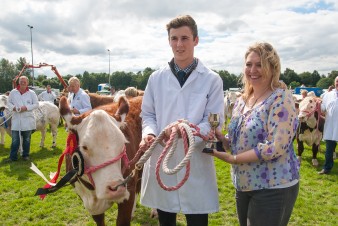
top-left (203, 113), bottom-right (220, 153)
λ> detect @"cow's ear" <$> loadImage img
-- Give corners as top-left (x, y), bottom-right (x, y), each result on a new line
top-left (115, 96), bottom-right (129, 123)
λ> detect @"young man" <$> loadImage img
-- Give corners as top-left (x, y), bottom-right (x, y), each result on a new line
top-left (38, 85), bottom-right (57, 103)
top-left (139, 15), bottom-right (224, 226)
top-left (7, 76), bottom-right (39, 161)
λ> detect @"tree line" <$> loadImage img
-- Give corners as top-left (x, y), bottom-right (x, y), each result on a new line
top-left (1, 57), bottom-right (337, 94)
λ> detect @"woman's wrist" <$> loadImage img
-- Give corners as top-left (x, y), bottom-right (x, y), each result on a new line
top-left (233, 155), bottom-right (237, 164)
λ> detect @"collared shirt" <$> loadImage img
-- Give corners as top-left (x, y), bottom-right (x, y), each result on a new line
top-left (168, 58), bottom-right (198, 87)
top-left (321, 89), bottom-right (338, 141)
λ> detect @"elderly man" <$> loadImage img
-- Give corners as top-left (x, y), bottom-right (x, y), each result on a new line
top-left (318, 76), bottom-right (338, 174)
top-left (67, 77), bottom-right (92, 115)
top-left (6, 76), bottom-right (39, 161)
top-left (38, 85), bottom-right (57, 103)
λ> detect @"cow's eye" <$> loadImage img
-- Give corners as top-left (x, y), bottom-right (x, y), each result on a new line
top-left (82, 146), bottom-right (88, 150)
top-left (309, 100), bottom-right (312, 103)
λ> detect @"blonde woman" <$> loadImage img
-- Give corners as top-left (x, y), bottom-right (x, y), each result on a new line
top-left (213, 42), bottom-right (299, 226)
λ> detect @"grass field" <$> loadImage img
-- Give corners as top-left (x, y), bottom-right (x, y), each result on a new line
top-left (0, 126), bottom-right (337, 226)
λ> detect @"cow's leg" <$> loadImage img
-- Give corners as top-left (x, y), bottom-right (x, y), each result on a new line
top-left (297, 138), bottom-right (304, 163)
top-left (0, 128), bottom-right (4, 144)
top-left (311, 144), bottom-right (319, 167)
top-left (92, 213), bottom-right (105, 226)
top-left (116, 189), bottom-right (135, 226)
top-left (50, 123), bottom-right (58, 147)
top-left (40, 128), bottom-right (46, 147)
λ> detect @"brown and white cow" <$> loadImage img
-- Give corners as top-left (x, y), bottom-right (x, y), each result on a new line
top-left (296, 96), bottom-right (325, 166)
top-left (0, 95), bottom-right (60, 148)
top-left (59, 95), bottom-right (143, 226)
top-left (223, 91), bottom-right (241, 129)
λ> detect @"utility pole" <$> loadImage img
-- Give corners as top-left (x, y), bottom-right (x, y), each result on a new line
top-left (27, 25), bottom-right (34, 86)
top-left (107, 49), bottom-right (111, 86)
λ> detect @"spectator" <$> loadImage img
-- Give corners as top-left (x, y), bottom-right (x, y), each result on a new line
top-left (212, 42), bottom-right (299, 226)
top-left (139, 15), bottom-right (224, 226)
top-left (67, 77), bottom-right (92, 115)
top-left (6, 76), bottom-right (39, 162)
top-left (124, 86), bottom-right (138, 98)
top-left (109, 86), bottom-right (116, 96)
top-left (301, 89), bottom-right (308, 99)
top-left (38, 85), bottom-right (57, 103)
top-left (318, 76), bottom-right (338, 174)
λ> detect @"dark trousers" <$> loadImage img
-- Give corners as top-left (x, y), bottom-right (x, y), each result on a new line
top-left (10, 130), bottom-right (32, 160)
top-left (236, 182), bottom-right (299, 226)
top-left (157, 209), bottom-right (208, 226)
top-left (323, 140), bottom-right (337, 172)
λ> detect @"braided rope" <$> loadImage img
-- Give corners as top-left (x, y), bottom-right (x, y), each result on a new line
top-left (136, 120), bottom-right (205, 191)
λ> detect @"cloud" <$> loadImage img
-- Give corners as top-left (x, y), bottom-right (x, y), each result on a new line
top-left (1, 0), bottom-right (337, 79)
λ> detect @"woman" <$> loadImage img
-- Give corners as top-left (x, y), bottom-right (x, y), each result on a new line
top-left (213, 42), bottom-right (300, 226)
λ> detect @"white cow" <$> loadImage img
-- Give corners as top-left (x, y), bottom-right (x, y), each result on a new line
top-left (223, 91), bottom-right (241, 129)
top-left (58, 95), bottom-right (143, 225)
top-left (0, 95), bottom-right (60, 147)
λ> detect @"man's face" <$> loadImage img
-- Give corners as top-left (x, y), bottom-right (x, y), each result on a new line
top-left (47, 85), bottom-right (51, 92)
top-left (19, 77), bottom-right (29, 89)
top-left (68, 82), bottom-right (80, 93)
top-left (169, 26), bottom-right (198, 68)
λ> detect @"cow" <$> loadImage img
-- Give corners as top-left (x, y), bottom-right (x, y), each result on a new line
top-left (58, 95), bottom-right (143, 226)
top-left (296, 96), bottom-right (325, 167)
top-left (0, 95), bottom-right (60, 148)
top-left (223, 91), bottom-right (241, 129)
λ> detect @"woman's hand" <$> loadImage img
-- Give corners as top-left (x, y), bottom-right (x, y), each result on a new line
top-left (214, 129), bottom-right (230, 151)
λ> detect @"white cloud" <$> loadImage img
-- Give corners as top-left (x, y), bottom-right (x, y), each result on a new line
top-left (0, 0), bottom-right (337, 79)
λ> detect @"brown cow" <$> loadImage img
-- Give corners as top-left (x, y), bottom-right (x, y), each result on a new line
top-left (296, 96), bottom-right (324, 167)
top-left (59, 95), bottom-right (143, 226)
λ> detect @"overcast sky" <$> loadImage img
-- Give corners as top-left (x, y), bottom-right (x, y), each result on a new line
top-left (1, 0), bottom-right (337, 78)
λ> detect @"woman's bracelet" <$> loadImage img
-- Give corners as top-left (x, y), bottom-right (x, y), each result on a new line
top-left (233, 155), bottom-right (237, 164)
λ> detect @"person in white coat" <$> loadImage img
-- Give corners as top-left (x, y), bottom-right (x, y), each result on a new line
top-left (67, 77), bottom-right (92, 116)
top-left (6, 76), bottom-right (39, 161)
top-left (38, 85), bottom-right (56, 103)
top-left (139, 15), bottom-right (224, 226)
top-left (318, 76), bottom-right (338, 174)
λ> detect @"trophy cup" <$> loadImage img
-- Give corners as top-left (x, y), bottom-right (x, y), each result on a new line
top-left (202, 113), bottom-right (220, 153)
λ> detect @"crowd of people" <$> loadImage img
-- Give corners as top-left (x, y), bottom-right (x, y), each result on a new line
top-left (2, 14), bottom-right (337, 226)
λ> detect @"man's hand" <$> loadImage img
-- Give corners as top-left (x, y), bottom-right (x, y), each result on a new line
top-left (139, 134), bottom-right (156, 149)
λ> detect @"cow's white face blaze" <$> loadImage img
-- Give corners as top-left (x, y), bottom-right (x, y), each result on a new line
top-left (298, 96), bottom-right (317, 122)
top-left (62, 103), bottom-right (130, 215)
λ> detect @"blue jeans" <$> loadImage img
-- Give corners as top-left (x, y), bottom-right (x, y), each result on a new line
top-left (323, 140), bottom-right (337, 172)
top-left (10, 130), bottom-right (32, 160)
top-left (236, 182), bottom-right (299, 226)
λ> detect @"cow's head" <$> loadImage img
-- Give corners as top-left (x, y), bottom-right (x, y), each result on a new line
top-left (0, 95), bottom-right (8, 112)
top-left (298, 96), bottom-right (320, 127)
top-left (59, 96), bottom-right (131, 215)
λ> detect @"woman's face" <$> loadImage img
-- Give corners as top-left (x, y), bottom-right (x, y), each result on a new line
top-left (245, 51), bottom-right (271, 89)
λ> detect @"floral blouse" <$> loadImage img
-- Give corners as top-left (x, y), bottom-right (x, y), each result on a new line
top-left (228, 88), bottom-right (300, 191)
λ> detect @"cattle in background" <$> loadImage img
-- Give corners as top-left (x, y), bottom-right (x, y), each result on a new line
top-left (59, 95), bottom-right (143, 226)
top-left (0, 95), bottom-right (60, 148)
top-left (296, 96), bottom-right (324, 167)
top-left (223, 91), bottom-right (241, 129)
top-left (0, 95), bottom-right (10, 145)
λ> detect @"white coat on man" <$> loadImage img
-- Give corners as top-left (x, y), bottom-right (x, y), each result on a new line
top-left (140, 60), bottom-right (224, 214)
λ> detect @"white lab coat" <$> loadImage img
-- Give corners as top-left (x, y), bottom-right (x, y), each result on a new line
top-left (38, 90), bottom-right (56, 103)
top-left (68, 88), bottom-right (92, 115)
top-left (140, 60), bottom-right (224, 214)
top-left (321, 90), bottom-right (338, 141)
top-left (7, 89), bottom-right (39, 131)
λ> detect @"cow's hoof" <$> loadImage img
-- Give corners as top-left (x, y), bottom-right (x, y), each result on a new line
top-left (297, 156), bottom-right (302, 164)
top-left (312, 159), bottom-right (319, 167)
top-left (150, 208), bottom-right (158, 219)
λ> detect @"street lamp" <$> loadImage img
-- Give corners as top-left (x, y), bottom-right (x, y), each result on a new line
top-left (27, 25), bottom-right (34, 87)
top-left (107, 49), bottom-right (111, 86)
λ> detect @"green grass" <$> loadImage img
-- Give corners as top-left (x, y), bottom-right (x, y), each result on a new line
top-left (0, 126), bottom-right (337, 226)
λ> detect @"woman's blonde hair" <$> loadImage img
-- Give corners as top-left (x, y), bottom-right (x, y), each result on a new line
top-left (241, 42), bottom-right (286, 101)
